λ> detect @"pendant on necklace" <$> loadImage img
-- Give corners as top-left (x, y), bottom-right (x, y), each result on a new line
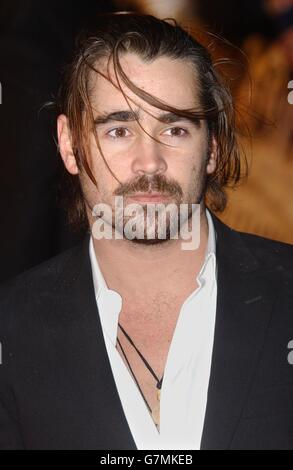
top-left (156, 377), bottom-right (163, 401)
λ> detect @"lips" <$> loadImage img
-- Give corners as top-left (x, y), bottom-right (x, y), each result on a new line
top-left (127, 192), bottom-right (171, 202)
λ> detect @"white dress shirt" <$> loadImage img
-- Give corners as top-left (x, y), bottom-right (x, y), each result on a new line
top-left (89, 209), bottom-right (218, 450)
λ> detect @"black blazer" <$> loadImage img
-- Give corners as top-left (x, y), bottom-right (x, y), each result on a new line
top-left (0, 213), bottom-right (293, 450)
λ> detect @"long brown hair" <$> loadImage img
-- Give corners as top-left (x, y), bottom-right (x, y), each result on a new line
top-left (56, 12), bottom-right (247, 232)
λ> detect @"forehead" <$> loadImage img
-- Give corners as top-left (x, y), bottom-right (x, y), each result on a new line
top-left (88, 53), bottom-right (200, 114)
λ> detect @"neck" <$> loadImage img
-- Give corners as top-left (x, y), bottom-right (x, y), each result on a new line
top-left (90, 204), bottom-right (210, 295)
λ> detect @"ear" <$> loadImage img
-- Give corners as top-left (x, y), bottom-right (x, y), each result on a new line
top-left (206, 136), bottom-right (217, 175)
top-left (57, 114), bottom-right (79, 175)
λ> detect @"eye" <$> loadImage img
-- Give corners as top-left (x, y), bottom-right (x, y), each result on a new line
top-left (107, 127), bottom-right (131, 139)
top-left (164, 127), bottom-right (188, 137)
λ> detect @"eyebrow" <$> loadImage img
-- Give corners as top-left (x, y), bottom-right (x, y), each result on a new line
top-left (94, 110), bottom-right (201, 127)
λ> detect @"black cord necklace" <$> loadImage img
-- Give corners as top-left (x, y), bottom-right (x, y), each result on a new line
top-left (117, 323), bottom-right (164, 415)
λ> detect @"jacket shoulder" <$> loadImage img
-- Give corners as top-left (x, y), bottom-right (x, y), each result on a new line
top-left (237, 229), bottom-right (293, 272)
top-left (0, 237), bottom-right (88, 319)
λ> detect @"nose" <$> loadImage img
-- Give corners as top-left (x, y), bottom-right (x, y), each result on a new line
top-left (131, 137), bottom-right (167, 177)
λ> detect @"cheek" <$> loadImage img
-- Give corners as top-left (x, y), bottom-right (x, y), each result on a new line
top-left (90, 136), bottom-right (133, 182)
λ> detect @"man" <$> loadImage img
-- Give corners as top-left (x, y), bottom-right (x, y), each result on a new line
top-left (0, 13), bottom-right (293, 450)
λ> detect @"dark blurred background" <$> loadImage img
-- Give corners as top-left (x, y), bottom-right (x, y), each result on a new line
top-left (0, 0), bottom-right (292, 283)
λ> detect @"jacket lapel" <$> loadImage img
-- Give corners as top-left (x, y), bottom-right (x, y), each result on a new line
top-left (200, 214), bottom-right (281, 449)
top-left (53, 234), bottom-right (137, 449)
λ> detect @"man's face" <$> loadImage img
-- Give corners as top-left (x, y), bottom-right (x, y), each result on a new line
top-left (64, 53), bottom-right (217, 243)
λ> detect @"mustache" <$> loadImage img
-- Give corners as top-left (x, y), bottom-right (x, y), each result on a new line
top-left (114, 174), bottom-right (183, 198)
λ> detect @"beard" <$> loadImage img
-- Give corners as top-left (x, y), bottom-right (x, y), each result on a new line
top-left (107, 163), bottom-right (208, 245)
top-left (119, 196), bottom-right (203, 246)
